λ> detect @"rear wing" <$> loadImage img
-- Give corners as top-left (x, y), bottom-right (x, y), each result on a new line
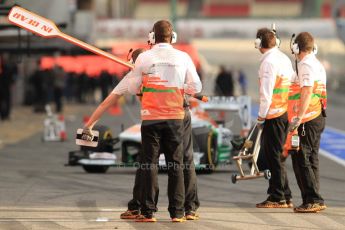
top-left (199, 96), bottom-right (252, 133)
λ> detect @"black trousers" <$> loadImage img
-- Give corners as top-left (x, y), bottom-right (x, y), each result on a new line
top-left (0, 88), bottom-right (11, 120)
top-left (291, 114), bottom-right (325, 204)
top-left (140, 119), bottom-right (185, 218)
top-left (127, 110), bottom-right (200, 213)
top-left (54, 87), bottom-right (63, 113)
top-left (183, 110), bottom-right (200, 212)
top-left (267, 155), bottom-right (292, 201)
top-left (127, 159), bottom-right (159, 211)
top-left (262, 112), bottom-right (289, 202)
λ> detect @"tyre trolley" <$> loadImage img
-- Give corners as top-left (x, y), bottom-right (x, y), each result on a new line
top-left (231, 124), bottom-right (271, 184)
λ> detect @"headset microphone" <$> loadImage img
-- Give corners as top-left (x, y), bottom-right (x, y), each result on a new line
top-left (126, 48), bottom-right (133, 61)
top-left (290, 33), bottom-right (299, 75)
top-left (271, 23), bottom-right (280, 47)
top-left (271, 23), bottom-right (276, 33)
top-left (290, 33), bottom-right (299, 54)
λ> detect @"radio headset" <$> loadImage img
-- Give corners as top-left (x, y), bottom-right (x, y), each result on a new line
top-left (126, 48), bottom-right (134, 63)
top-left (290, 34), bottom-right (318, 55)
top-left (148, 30), bottom-right (177, 45)
top-left (271, 23), bottom-right (281, 48)
top-left (290, 33), bottom-right (299, 75)
top-left (254, 23), bottom-right (281, 49)
top-left (290, 33), bottom-right (318, 75)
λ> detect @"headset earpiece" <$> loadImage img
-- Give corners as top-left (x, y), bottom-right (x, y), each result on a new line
top-left (148, 31), bottom-right (177, 44)
top-left (171, 31), bottom-right (177, 44)
top-left (254, 38), bottom-right (261, 49)
top-left (291, 43), bottom-right (300, 55)
top-left (313, 44), bottom-right (318, 55)
top-left (275, 37), bottom-right (281, 48)
top-left (255, 29), bottom-right (279, 49)
top-left (148, 31), bottom-right (155, 45)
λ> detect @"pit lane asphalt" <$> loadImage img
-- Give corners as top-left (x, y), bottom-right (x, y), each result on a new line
top-left (0, 102), bottom-right (344, 230)
top-left (1, 39), bottom-right (345, 229)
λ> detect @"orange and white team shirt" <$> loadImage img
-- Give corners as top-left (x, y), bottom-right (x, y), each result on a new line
top-left (296, 53), bottom-right (327, 123)
top-left (283, 54), bottom-right (327, 155)
top-left (128, 43), bottom-right (202, 120)
top-left (283, 73), bottom-right (300, 156)
top-left (111, 71), bottom-right (133, 96)
top-left (258, 47), bottom-right (294, 119)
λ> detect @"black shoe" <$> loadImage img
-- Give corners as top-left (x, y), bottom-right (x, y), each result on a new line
top-left (135, 214), bottom-right (157, 222)
top-left (120, 210), bottom-right (140, 219)
top-left (294, 203), bottom-right (321, 213)
top-left (256, 199), bottom-right (288, 208)
top-left (317, 203), bottom-right (327, 211)
top-left (185, 211), bottom-right (199, 220)
top-left (286, 199), bottom-right (294, 208)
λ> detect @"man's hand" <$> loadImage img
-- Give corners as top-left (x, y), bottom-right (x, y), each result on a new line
top-left (81, 127), bottom-right (94, 141)
top-left (289, 117), bottom-right (301, 132)
top-left (257, 117), bottom-right (265, 129)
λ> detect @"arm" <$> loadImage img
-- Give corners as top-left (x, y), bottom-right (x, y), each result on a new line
top-left (297, 63), bottom-right (314, 119)
top-left (84, 72), bottom-right (132, 129)
top-left (128, 55), bottom-right (144, 94)
top-left (184, 54), bottom-right (202, 94)
top-left (297, 86), bottom-right (313, 119)
top-left (84, 93), bottom-right (120, 129)
top-left (289, 63), bottom-right (314, 131)
top-left (258, 62), bottom-right (275, 119)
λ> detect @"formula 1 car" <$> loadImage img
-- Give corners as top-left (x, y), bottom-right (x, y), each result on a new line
top-left (67, 96), bottom-right (252, 173)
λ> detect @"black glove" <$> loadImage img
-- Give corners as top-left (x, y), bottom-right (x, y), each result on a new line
top-left (81, 127), bottom-right (93, 141)
top-left (257, 118), bottom-right (265, 130)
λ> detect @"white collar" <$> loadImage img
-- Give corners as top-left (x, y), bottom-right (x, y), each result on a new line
top-left (299, 52), bottom-right (315, 64)
top-left (152, 43), bottom-right (173, 49)
top-left (260, 47), bottom-right (278, 61)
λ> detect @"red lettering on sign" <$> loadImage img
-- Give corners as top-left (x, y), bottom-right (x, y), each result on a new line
top-left (20, 15), bottom-right (28, 22)
top-left (12, 12), bottom-right (28, 22)
top-left (41, 25), bottom-right (52, 33)
top-left (12, 12), bottom-right (21, 19)
top-left (28, 19), bottom-right (39, 27)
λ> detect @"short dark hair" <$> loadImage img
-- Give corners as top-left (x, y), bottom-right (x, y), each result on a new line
top-left (153, 20), bottom-right (173, 43)
top-left (132, 48), bottom-right (145, 63)
top-left (295, 32), bottom-right (314, 53)
top-left (256, 28), bottom-right (276, 49)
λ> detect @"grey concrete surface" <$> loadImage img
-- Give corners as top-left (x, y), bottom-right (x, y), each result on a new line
top-left (1, 41), bottom-right (345, 229)
top-left (0, 102), bottom-right (344, 229)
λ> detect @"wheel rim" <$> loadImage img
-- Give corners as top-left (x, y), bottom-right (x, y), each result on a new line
top-left (207, 132), bottom-right (217, 169)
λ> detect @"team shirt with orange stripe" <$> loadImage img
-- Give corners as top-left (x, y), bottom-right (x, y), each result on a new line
top-left (258, 47), bottom-right (294, 119)
top-left (295, 53), bottom-right (327, 123)
top-left (127, 43), bottom-right (202, 120)
top-left (283, 54), bottom-right (327, 155)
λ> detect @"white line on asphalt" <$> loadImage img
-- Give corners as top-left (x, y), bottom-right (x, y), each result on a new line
top-left (319, 149), bottom-right (345, 167)
top-left (324, 126), bottom-right (345, 135)
top-left (0, 219), bottom-right (117, 222)
top-left (95, 217), bottom-right (109, 222)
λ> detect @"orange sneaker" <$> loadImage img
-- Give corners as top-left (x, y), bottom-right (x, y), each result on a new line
top-left (256, 200), bottom-right (288, 208)
top-left (135, 214), bottom-right (157, 222)
top-left (185, 211), bottom-right (199, 220)
top-left (171, 217), bottom-right (186, 222)
top-left (293, 203), bottom-right (321, 213)
top-left (286, 199), bottom-right (294, 208)
top-left (120, 210), bottom-right (140, 219)
top-left (318, 203), bottom-right (327, 211)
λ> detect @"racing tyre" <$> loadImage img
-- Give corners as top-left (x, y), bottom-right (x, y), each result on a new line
top-left (193, 126), bottom-right (218, 173)
top-left (264, 169), bottom-right (271, 180)
top-left (82, 165), bottom-right (109, 173)
top-left (121, 141), bottom-right (142, 165)
top-left (80, 125), bottom-right (113, 153)
top-left (231, 174), bottom-right (237, 184)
